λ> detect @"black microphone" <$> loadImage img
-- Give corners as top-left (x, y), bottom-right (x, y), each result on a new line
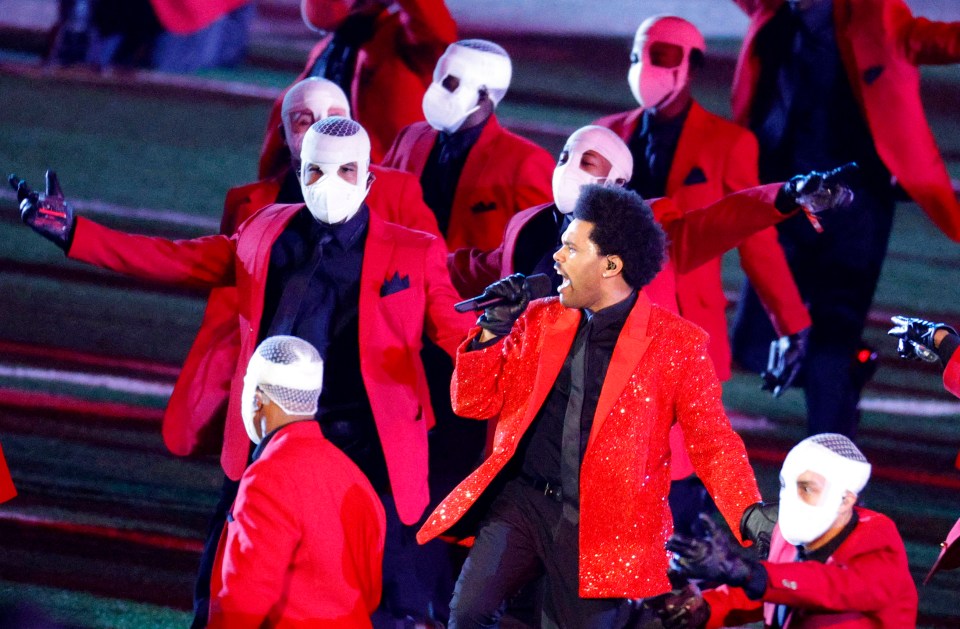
top-left (454, 273), bottom-right (553, 313)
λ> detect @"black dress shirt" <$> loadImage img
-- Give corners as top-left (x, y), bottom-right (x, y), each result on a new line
top-left (627, 103), bottom-right (690, 199)
top-left (750, 1), bottom-right (887, 185)
top-left (420, 119), bottom-right (487, 235)
top-left (259, 205), bottom-right (389, 491)
top-left (518, 291), bottom-right (638, 486)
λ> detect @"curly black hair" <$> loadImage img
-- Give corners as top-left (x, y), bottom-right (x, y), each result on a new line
top-left (572, 184), bottom-right (666, 290)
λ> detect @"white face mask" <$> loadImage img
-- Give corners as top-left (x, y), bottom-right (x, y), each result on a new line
top-left (552, 162), bottom-right (607, 215)
top-left (629, 60), bottom-right (684, 110)
top-left (299, 162), bottom-right (370, 224)
top-left (777, 479), bottom-right (845, 546)
top-left (241, 354), bottom-right (267, 445)
top-left (422, 82), bottom-right (481, 134)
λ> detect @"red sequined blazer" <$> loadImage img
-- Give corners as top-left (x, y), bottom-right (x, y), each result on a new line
top-left (417, 293), bottom-right (761, 598)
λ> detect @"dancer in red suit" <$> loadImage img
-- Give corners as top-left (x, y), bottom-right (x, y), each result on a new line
top-left (10, 119), bottom-right (473, 627)
top-left (209, 336), bottom-right (385, 629)
top-left (727, 0), bottom-right (960, 438)
top-left (418, 184), bottom-right (762, 627)
top-left (665, 433), bottom-right (916, 629)
top-left (166, 77), bottom-right (440, 461)
top-left (259, 0), bottom-right (456, 172)
top-left (382, 39), bottom-right (555, 252)
top-left (595, 15), bottom-right (810, 385)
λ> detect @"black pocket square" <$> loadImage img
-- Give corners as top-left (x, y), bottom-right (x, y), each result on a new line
top-left (863, 65), bottom-right (884, 85)
top-left (471, 200), bottom-right (497, 214)
top-left (683, 167), bottom-right (708, 186)
top-left (381, 271), bottom-right (411, 297)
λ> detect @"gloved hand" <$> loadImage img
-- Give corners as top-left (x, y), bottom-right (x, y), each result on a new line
top-left (760, 327), bottom-right (809, 397)
top-left (887, 315), bottom-right (957, 363)
top-left (476, 273), bottom-right (530, 337)
top-left (8, 170), bottom-right (76, 251)
top-left (647, 583), bottom-right (711, 629)
top-left (667, 514), bottom-right (761, 589)
top-left (739, 501), bottom-right (779, 561)
top-left (775, 162), bottom-right (858, 222)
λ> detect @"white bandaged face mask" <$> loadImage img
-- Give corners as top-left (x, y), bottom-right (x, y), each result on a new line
top-left (776, 436), bottom-right (871, 546)
top-left (299, 116), bottom-right (372, 224)
top-left (422, 81), bottom-right (481, 134)
top-left (299, 161), bottom-right (369, 224)
top-left (551, 126), bottom-right (633, 215)
top-left (628, 15), bottom-right (704, 110)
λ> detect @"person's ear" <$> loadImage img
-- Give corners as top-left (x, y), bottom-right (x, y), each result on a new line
top-left (603, 255), bottom-right (623, 277)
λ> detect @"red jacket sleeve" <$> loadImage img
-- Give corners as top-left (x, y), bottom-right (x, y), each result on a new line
top-left (210, 461), bottom-right (302, 628)
top-left (659, 183), bottom-right (788, 274)
top-left (423, 235), bottom-right (476, 357)
top-left (394, 0), bottom-right (458, 77)
top-left (447, 244), bottom-right (504, 299)
top-left (944, 352), bottom-right (960, 399)
top-left (723, 132), bottom-right (811, 336)
top-left (674, 329), bottom-right (761, 539)
top-left (702, 584), bottom-right (764, 629)
top-left (68, 217), bottom-right (237, 289)
top-left (890, 1), bottom-right (960, 66)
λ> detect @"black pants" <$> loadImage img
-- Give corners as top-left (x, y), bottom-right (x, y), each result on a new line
top-left (449, 479), bottom-right (634, 629)
top-left (732, 180), bottom-right (894, 438)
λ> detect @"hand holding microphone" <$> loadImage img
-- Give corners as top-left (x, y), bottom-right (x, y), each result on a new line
top-left (459, 273), bottom-right (551, 339)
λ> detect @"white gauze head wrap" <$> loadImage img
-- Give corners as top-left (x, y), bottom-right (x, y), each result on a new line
top-left (552, 125), bottom-right (633, 215)
top-left (282, 77), bottom-right (351, 165)
top-left (241, 336), bottom-right (325, 445)
top-left (778, 433), bottom-right (871, 546)
top-left (628, 15), bottom-right (705, 110)
top-left (299, 116), bottom-right (371, 224)
top-left (422, 39), bottom-right (512, 133)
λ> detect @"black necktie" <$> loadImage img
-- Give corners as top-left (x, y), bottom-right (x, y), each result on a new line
top-left (269, 230), bottom-right (334, 336)
top-left (560, 316), bottom-right (590, 523)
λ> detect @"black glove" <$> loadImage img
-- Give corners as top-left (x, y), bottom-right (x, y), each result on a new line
top-left (476, 273), bottom-right (530, 337)
top-left (887, 315), bottom-right (957, 363)
top-left (8, 170), bottom-right (76, 251)
top-left (666, 515), bottom-right (762, 591)
top-left (647, 583), bottom-right (711, 629)
top-left (739, 501), bottom-right (779, 561)
top-left (760, 327), bottom-right (809, 397)
top-left (775, 162), bottom-right (858, 216)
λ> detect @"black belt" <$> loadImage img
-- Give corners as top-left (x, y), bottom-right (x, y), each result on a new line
top-left (519, 472), bottom-right (563, 503)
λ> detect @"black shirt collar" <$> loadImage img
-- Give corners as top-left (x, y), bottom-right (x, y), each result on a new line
top-left (640, 100), bottom-right (692, 139)
top-left (302, 203), bottom-right (369, 250)
top-left (583, 290), bottom-right (638, 337)
top-left (437, 117), bottom-right (488, 159)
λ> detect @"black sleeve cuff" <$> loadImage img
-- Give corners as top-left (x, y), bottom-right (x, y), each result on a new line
top-left (937, 333), bottom-right (960, 369)
top-left (468, 332), bottom-right (504, 352)
top-left (743, 563), bottom-right (768, 600)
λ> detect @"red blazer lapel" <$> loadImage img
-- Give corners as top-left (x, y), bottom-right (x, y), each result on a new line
top-left (359, 212), bottom-right (394, 321)
top-left (588, 292), bottom-right (654, 449)
top-left (666, 101), bottom-right (709, 196)
top-left (521, 305), bottom-right (580, 434)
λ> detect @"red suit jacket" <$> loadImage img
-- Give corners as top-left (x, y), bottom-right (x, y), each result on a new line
top-left (382, 116), bottom-right (556, 251)
top-left (259, 0), bottom-right (456, 175)
top-left (68, 207), bottom-right (474, 525)
top-left (162, 166), bottom-right (441, 458)
top-left (446, 186), bottom-right (789, 479)
top-left (417, 294), bottom-right (761, 598)
top-left (944, 352), bottom-right (960, 400)
top-left (209, 421), bottom-right (385, 629)
top-left (596, 101), bottom-right (810, 380)
top-left (149, 0), bottom-right (249, 34)
top-left (703, 507), bottom-right (917, 628)
top-left (0, 443), bottom-right (15, 504)
top-left (731, 0), bottom-right (960, 241)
